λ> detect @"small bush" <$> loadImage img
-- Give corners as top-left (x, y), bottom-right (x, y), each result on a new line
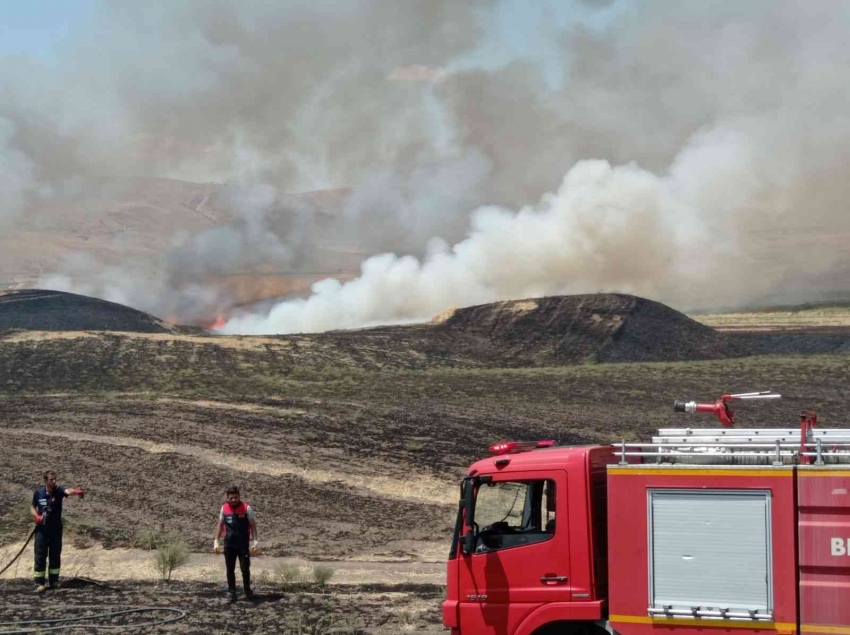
top-left (132, 526), bottom-right (170, 551)
top-left (154, 541), bottom-right (190, 582)
top-left (312, 564), bottom-right (334, 587)
top-left (274, 560), bottom-right (302, 588)
top-left (400, 610), bottom-right (414, 627)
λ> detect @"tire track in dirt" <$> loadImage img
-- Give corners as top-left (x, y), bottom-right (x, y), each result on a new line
top-left (5, 428), bottom-right (457, 506)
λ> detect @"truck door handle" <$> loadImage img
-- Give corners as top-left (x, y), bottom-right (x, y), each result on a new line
top-left (540, 575), bottom-right (568, 584)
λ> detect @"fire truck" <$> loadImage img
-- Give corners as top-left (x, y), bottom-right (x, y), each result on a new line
top-left (443, 392), bottom-right (850, 635)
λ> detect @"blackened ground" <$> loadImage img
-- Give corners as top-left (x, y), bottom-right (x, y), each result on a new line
top-left (0, 421), bottom-right (455, 558)
top-left (3, 291), bottom-right (847, 369)
top-left (0, 578), bottom-right (445, 634)
top-left (434, 294), bottom-right (733, 364)
top-left (3, 348), bottom-right (850, 558)
top-left (0, 290), bottom-right (199, 334)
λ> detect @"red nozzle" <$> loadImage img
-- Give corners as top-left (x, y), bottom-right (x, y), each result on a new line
top-left (672, 391), bottom-right (780, 428)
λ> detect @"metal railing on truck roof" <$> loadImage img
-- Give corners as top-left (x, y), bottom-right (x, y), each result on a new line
top-left (613, 392), bottom-right (850, 466)
top-left (614, 428), bottom-right (850, 466)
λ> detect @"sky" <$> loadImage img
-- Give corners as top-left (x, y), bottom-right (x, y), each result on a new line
top-left (0, 0), bottom-right (623, 78)
top-left (0, 0), bottom-right (96, 63)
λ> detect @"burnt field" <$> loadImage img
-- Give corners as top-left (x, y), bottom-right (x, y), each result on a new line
top-left (0, 579), bottom-right (446, 634)
top-left (2, 339), bottom-right (850, 553)
top-left (1, 294), bottom-right (849, 632)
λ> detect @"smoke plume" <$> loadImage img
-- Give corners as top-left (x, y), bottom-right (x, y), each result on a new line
top-left (1, 1), bottom-right (849, 331)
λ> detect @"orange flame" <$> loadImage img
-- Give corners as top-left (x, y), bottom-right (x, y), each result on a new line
top-left (209, 315), bottom-right (226, 330)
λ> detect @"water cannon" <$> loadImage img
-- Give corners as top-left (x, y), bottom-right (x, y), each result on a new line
top-left (672, 391), bottom-right (781, 427)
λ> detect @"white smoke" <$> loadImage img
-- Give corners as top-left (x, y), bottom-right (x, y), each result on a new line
top-left (7, 0), bottom-right (850, 328)
top-left (224, 90), bottom-right (850, 334)
top-left (220, 158), bottom-right (680, 334)
top-left (0, 117), bottom-right (36, 228)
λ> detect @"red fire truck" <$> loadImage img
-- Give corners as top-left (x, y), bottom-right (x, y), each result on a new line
top-left (443, 392), bottom-right (849, 635)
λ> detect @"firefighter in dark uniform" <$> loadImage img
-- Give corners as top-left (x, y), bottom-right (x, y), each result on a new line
top-left (29, 470), bottom-right (85, 592)
top-left (214, 485), bottom-right (258, 602)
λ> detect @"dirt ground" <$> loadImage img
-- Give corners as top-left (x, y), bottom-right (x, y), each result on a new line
top-left (2, 304), bottom-right (850, 633)
top-left (0, 542), bottom-right (446, 585)
top-left (0, 578), bottom-right (445, 634)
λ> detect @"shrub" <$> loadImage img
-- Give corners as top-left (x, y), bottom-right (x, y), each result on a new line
top-left (274, 560), bottom-right (302, 588)
top-left (132, 526), bottom-right (170, 551)
top-left (312, 565), bottom-right (334, 587)
top-left (154, 541), bottom-right (190, 581)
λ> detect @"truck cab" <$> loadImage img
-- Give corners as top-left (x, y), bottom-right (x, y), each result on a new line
top-left (444, 441), bottom-right (617, 635)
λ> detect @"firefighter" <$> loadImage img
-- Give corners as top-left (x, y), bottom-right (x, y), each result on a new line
top-left (29, 470), bottom-right (85, 592)
top-left (213, 485), bottom-right (258, 602)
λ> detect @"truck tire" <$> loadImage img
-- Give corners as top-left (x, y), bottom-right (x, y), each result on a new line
top-left (533, 622), bottom-right (606, 635)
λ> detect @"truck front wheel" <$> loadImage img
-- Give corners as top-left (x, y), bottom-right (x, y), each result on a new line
top-left (532, 622), bottom-right (608, 635)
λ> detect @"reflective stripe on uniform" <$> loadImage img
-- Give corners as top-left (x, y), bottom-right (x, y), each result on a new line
top-left (48, 568), bottom-right (60, 574)
top-left (34, 570), bottom-right (45, 578)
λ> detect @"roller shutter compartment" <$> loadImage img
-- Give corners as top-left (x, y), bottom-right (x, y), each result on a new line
top-left (648, 489), bottom-right (772, 618)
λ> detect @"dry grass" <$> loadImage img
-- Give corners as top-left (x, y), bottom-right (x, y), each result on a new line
top-left (5, 428), bottom-right (457, 506)
top-left (156, 398), bottom-right (307, 416)
top-left (0, 329), bottom-right (296, 352)
top-left (692, 305), bottom-right (850, 331)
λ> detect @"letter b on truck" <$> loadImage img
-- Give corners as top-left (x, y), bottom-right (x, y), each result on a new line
top-left (831, 537), bottom-right (850, 556)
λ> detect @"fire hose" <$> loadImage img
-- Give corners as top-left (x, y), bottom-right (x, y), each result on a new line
top-left (0, 528), bottom-right (35, 578)
top-left (0, 607), bottom-right (187, 634)
top-left (0, 529), bottom-right (187, 633)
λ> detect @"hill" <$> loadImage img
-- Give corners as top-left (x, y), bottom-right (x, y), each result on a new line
top-left (0, 289), bottom-right (191, 334)
top-left (4, 290), bottom-right (849, 364)
top-left (433, 294), bottom-right (734, 364)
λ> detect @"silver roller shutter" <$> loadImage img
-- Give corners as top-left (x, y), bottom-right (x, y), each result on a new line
top-left (649, 489), bottom-right (772, 613)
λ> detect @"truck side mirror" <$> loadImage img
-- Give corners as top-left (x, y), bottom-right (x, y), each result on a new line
top-left (461, 478), bottom-right (475, 556)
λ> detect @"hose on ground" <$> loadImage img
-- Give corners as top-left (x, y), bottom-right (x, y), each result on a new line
top-left (0, 606), bottom-right (187, 633)
top-left (1, 530), bottom-right (188, 632)
top-left (0, 528), bottom-right (35, 577)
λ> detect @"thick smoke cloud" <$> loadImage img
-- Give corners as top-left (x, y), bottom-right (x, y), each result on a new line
top-left (223, 0), bottom-right (850, 332)
top-left (2, 1), bottom-right (849, 330)
top-left (222, 159), bottom-right (684, 333)
top-left (41, 183), bottom-right (321, 322)
top-left (6, 1), bottom-right (495, 316)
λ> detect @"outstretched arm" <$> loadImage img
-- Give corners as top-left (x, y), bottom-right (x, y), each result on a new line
top-left (65, 488), bottom-right (85, 498)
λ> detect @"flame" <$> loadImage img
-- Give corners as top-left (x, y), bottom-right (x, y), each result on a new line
top-left (209, 315), bottom-right (226, 330)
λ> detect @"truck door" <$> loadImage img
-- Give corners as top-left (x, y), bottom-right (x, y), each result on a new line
top-left (458, 471), bottom-right (569, 635)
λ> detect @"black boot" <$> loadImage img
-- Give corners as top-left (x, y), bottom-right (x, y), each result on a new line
top-left (228, 589), bottom-right (237, 603)
top-left (244, 585), bottom-right (255, 600)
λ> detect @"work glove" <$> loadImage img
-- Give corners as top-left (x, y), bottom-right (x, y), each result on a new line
top-left (250, 540), bottom-right (259, 555)
top-left (78, 489), bottom-right (85, 499)
top-left (35, 514), bottom-right (43, 525)
top-left (213, 539), bottom-right (221, 554)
